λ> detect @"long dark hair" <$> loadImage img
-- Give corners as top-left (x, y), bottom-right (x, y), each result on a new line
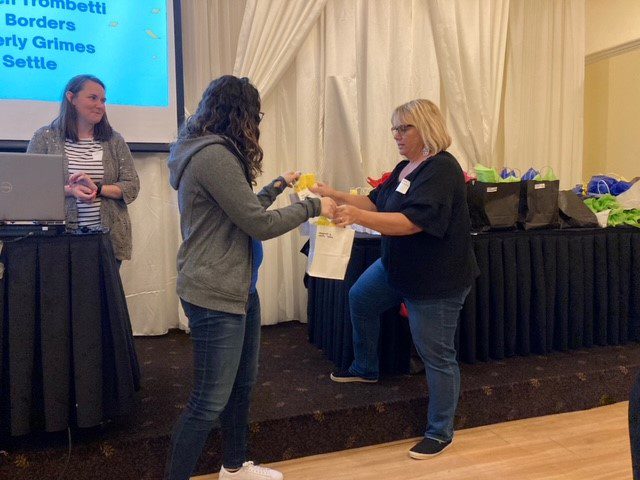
top-left (51, 74), bottom-right (113, 142)
top-left (179, 75), bottom-right (263, 184)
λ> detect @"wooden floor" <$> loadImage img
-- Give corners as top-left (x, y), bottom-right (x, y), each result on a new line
top-left (194, 401), bottom-right (633, 480)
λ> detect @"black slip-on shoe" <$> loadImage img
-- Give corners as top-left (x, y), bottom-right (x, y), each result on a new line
top-left (409, 437), bottom-right (452, 459)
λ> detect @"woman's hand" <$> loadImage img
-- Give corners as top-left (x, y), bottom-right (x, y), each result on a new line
top-left (334, 204), bottom-right (360, 227)
top-left (310, 181), bottom-right (336, 198)
top-left (67, 172), bottom-right (97, 202)
top-left (69, 172), bottom-right (97, 191)
top-left (319, 197), bottom-right (337, 218)
top-left (67, 183), bottom-right (97, 203)
top-left (282, 170), bottom-right (301, 187)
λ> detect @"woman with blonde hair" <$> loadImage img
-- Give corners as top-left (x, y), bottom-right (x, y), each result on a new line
top-left (312, 99), bottom-right (478, 459)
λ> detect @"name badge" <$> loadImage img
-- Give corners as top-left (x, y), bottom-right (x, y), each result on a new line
top-left (92, 150), bottom-right (103, 161)
top-left (396, 178), bottom-right (410, 195)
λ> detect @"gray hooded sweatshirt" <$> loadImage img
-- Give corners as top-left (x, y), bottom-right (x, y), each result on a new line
top-left (168, 134), bottom-right (321, 315)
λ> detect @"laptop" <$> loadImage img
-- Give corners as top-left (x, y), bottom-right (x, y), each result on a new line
top-left (0, 152), bottom-right (66, 227)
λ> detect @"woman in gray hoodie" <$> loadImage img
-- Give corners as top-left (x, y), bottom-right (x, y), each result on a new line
top-left (164, 76), bottom-right (335, 480)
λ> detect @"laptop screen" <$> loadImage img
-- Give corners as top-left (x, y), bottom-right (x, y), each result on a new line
top-left (0, 152), bottom-right (66, 224)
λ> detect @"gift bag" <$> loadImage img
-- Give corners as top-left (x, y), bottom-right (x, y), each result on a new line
top-left (521, 167), bottom-right (541, 181)
top-left (518, 179), bottom-right (560, 230)
top-left (290, 173), bottom-right (321, 236)
top-left (293, 173), bottom-right (319, 200)
top-left (584, 194), bottom-right (619, 228)
top-left (467, 180), bottom-right (521, 231)
top-left (306, 224), bottom-right (355, 280)
top-left (474, 164), bottom-right (500, 183)
top-left (587, 174), bottom-right (632, 196)
top-left (558, 190), bottom-right (599, 228)
top-left (617, 180), bottom-right (640, 209)
top-left (594, 209), bottom-right (611, 228)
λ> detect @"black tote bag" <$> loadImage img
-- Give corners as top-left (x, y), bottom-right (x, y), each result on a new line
top-left (518, 180), bottom-right (560, 230)
top-left (558, 190), bottom-right (599, 228)
top-left (467, 181), bottom-right (521, 231)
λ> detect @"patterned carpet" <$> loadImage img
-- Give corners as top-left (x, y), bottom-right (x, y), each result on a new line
top-left (1, 321), bottom-right (639, 480)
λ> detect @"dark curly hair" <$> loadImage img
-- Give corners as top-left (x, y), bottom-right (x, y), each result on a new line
top-left (179, 75), bottom-right (264, 184)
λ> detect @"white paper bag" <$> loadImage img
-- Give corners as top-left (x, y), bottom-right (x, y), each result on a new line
top-left (306, 224), bottom-right (355, 280)
top-left (616, 181), bottom-right (640, 209)
top-left (595, 209), bottom-right (611, 228)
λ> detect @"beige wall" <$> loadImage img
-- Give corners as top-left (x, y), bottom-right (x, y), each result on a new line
top-left (583, 59), bottom-right (609, 180)
top-left (586, 0), bottom-right (640, 55)
top-left (606, 49), bottom-right (640, 178)
top-left (584, 48), bottom-right (640, 181)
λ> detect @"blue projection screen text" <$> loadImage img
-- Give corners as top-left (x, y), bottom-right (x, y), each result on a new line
top-left (0, 1), bottom-right (169, 107)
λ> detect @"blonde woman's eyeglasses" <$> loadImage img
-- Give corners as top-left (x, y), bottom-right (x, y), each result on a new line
top-left (391, 124), bottom-right (414, 136)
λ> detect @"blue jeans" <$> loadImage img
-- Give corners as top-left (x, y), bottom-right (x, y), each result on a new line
top-left (348, 259), bottom-right (470, 442)
top-left (164, 292), bottom-right (261, 480)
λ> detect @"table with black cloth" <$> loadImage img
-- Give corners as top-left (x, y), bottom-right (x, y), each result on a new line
top-left (307, 228), bottom-right (640, 374)
top-left (0, 231), bottom-right (140, 436)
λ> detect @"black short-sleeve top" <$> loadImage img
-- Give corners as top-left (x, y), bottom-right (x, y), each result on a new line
top-left (368, 151), bottom-right (479, 299)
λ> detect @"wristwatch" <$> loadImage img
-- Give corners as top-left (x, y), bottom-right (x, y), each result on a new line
top-left (96, 182), bottom-right (102, 196)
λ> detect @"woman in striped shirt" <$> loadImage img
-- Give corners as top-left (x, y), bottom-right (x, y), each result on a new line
top-left (27, 74), bottom-right (140, 264)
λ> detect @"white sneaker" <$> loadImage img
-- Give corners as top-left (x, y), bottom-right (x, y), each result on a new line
top-left (219, 461), bottom-right (283, 480)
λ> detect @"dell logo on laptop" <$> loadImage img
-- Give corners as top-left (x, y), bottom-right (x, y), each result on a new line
top-left (0, 182), bottom-right (13, 194)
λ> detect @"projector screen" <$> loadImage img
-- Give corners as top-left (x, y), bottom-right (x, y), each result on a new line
top-left (0, 0), bottom-right (183, 150)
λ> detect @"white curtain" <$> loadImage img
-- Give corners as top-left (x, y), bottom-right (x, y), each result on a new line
top-left (233, 0), bottom-right (328, 98)
top-left (181, 0), bottom-right (247, 112)
top-left (503, 0), bottom-right (584, 188)
top-left (318, 0), bottom-right (441, 190)
top-left (120, 153), bottom-right (183, 334)
top-left (122, 0), bottom-right (586, 334)
top-left (429, 0), bottom-right (510, 172)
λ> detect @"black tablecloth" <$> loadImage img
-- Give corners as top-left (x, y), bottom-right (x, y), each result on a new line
top-left (307, 228), bottom-right (640, 373)
top-left (0, 232), bottom-right (140, 436)
top-left (306, 234), bottom-right (413, 374)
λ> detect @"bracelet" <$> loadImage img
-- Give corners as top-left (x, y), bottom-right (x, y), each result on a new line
top-left (275, 176), bottom-right (289, 191)
top-left (96, 183), bottom-right (102, 196)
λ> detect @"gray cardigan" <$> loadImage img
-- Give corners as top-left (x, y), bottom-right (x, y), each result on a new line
top-left (27, 126), bottom-right (140, 260)
top-left (168, 134), bottom-right (321, 315)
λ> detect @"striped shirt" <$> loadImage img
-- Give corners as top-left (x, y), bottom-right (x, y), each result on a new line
top-left (65, 139), bottom-right (104, 228)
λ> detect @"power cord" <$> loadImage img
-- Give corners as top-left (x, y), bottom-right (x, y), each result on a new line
top-left (0, 231), bottom-right (34, 243)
